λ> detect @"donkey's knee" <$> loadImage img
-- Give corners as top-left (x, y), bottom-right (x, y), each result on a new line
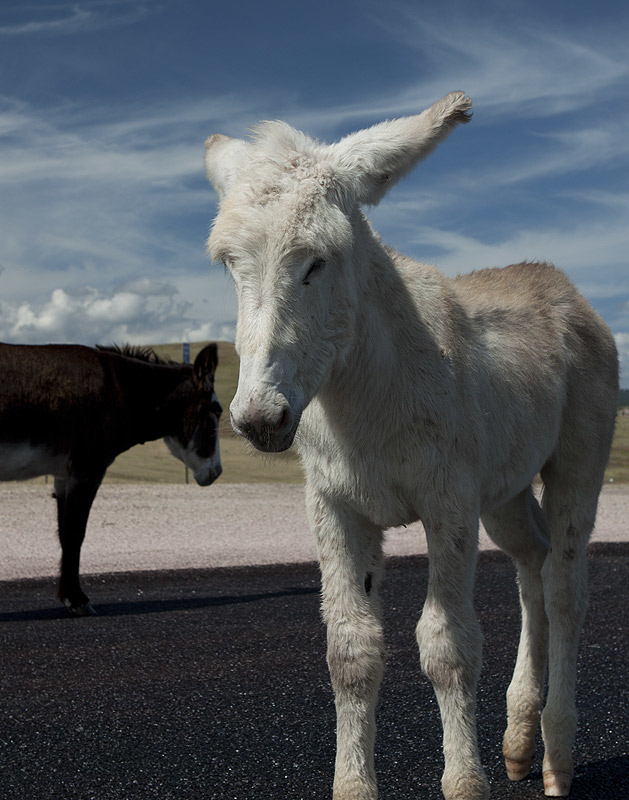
top-left (327, 616), bottom-right (385, 696)
top-left (416, 604), bottom-right (482, 690)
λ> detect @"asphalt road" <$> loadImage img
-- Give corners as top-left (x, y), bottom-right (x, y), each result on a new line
top-left (1, 545), bottom-right (628, 800)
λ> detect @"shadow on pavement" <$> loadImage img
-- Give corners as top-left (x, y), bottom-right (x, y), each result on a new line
top-left (1, 546), bottom-right (627, 799)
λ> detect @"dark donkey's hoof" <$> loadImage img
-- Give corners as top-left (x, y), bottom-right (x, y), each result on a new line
top-left (63, 598), bottom-right (97, 617)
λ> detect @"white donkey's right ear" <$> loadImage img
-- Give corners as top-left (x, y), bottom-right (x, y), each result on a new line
top-left (204, 134), bottom-right (252, 199)
top-left (328, 91), bottom-right (472, 207)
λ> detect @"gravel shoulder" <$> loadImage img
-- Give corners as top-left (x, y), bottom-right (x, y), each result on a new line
top-left (1, 482), bottom-right (627, 582)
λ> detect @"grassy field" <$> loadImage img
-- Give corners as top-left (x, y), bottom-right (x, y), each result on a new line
top-left (25, 340), bottom-right (629, 485)
top-left (606, 412), bottom-right (629, 484)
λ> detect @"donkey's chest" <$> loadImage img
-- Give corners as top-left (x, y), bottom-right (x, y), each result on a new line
top-left (307, 452), bottom-right (422, 528)
top-left (298, 421), bottom-right (433, 528)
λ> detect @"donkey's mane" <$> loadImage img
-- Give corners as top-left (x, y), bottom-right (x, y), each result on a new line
top-left (96, 344), bottom-right (176, 365)
top-left (250, 120), bottom-right (320, 162)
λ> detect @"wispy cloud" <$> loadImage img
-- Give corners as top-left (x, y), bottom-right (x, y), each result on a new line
top-left (266, 8), bottom-right (623, 141)
top-left (495, 122), bottom-right (629, 185)
top-left (0, 1), bottom-right (152, 38)
top-left (0, 100), bottom-right (206, 273)
top-left (362, 2), bottom-right (629, 120)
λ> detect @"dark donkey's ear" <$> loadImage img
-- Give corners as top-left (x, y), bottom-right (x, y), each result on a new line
top-left (193, 343), bottom-right (218, 390)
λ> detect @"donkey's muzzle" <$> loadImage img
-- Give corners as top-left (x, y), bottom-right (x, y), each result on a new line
top-left (230, 403), bottom-right (296, 453)
top-left (194, 464), bottom-right (222, 486)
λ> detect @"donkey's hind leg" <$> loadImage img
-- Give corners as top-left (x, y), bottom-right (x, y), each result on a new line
top-left (537, 462), bottom-right (605, 797)
top-left (481, 487), bottom-right (549, 783)
top-left (537, 315), bottom-right (617, 797)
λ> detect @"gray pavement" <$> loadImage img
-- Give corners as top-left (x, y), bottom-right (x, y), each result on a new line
top-left (1, 483), bottom-right (628, 580)
top-left (1, 483), bottom-right (628, 799)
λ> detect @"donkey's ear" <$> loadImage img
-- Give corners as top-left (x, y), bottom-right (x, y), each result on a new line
top-left (193, 343), bottom-right (218, 390)
top-left (204, 134), bottom-right (252, 199)
top-left (328, 92), bottom-right (472, 207)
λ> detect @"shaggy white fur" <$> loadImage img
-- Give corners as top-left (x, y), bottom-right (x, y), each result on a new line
top-left (204, 92), bottom-right (618, 800)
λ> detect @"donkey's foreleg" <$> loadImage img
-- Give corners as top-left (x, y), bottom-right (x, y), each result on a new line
top-left (307, 489), bottom-right (385, 800)
top-left (55, 474), bottom-right (103, 616)
top-left (417, 514), bottom-right (488, 800)
top-left (482, 488), bottom-right (549, 783)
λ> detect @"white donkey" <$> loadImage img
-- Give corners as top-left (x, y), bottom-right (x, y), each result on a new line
top-left (204, 92), bottom-right (618, 800)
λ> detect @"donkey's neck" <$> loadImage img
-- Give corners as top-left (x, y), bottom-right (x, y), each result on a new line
top-left (117, 360), bottom-right (191, 445)
top-left (314, 219), bottom-right (455, 436)
top-left (342, 221), bottom-right (445, 388)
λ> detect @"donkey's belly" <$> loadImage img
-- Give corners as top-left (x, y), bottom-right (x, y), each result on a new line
top-left (0, 443), bottom-right (68, 482)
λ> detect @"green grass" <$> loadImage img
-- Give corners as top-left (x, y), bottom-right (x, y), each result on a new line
top-left (103, 435), bottom-right (303, 485)
top-left (22, 340), bottom-right (629, 485)
top-left (606, 413), bottom-right (629, 484)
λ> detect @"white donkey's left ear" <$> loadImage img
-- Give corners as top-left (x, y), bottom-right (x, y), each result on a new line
top-left (204, 134), bottom-right (252, 200)
top-left (328, 91), bottom-right (472, 206)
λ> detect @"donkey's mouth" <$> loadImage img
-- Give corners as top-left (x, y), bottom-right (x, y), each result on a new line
top-left (194, 465), bottom-right (222, 486)
top-left (230, 412), bottom-right (298, 453)
top-left (233, 423), bottom-right (297, 453)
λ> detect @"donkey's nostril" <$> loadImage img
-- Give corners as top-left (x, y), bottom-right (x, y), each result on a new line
top-left (278, 405), bottom-right (292, 431)
top-left (230, 410), bottom-right (246, 436)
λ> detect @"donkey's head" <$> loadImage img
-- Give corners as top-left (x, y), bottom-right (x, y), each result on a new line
top-left (205, 92), bottom-right (471, 452)
top-left (163, 343), bottom-right (223, 485)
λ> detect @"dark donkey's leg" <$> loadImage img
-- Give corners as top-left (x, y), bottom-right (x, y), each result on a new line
top-left (54, 474), bottom-right (103, 615)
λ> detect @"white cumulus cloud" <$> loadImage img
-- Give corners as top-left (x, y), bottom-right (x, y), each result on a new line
top-left (0, 280), bottom-right (230, 346)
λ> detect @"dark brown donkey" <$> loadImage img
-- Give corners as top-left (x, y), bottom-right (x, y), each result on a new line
top-left (0, 342), bottom-right (222, 615)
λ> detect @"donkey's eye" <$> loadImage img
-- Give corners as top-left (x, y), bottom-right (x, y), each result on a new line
top-left (219, 253), bottom-right (235, 271)
top-left (303, 258), bottom-right (326, 286)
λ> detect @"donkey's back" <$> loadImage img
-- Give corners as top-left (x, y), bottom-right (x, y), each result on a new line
top-left (0, 343), bottom-right (116, 481)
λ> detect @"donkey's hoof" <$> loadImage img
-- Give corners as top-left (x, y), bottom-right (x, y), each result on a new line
top-left (504, 756), bottom-right (533, 781)
top-left (543, 770), bottom-right (572, 797)
top-left (63, 599), bottom-right (97, 617)
top-left (442, 769), bottom-right (489, 800)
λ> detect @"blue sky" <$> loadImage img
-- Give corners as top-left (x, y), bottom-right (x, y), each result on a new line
top-left (1, 0), bottom-right (628, 386)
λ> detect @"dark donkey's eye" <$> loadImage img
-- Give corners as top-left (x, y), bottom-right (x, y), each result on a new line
top-left (303, 258), bottom-right (326, 286)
